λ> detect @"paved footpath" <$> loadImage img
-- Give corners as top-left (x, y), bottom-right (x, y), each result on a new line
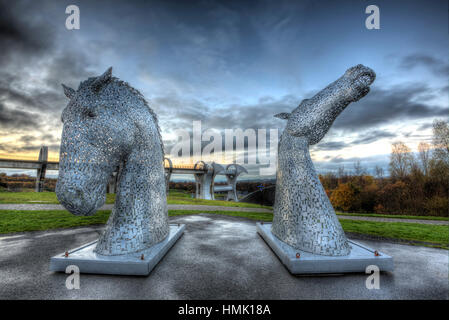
top-left (0, 214), bottom-right (447, 299)
top-left (0, 204), bottom-right (446, 225)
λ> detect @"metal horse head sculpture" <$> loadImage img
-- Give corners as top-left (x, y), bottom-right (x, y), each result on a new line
top-left (56, 67), bottom-right (169, 256)
top-left (272, 64), bottom-right (376, 256)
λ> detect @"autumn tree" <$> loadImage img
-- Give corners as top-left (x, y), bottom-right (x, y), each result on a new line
top-left (330, 183), bottom-right (358, 212)
top-left (417, 142), bottom-right (431, 176)
top-left (389, 141), bottom-right (413, 180)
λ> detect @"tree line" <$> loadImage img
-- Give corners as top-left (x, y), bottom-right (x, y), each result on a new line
top-left (322, 119), bottom-right (448, 216)
top-left (1, 120), bottom-right (447, 216)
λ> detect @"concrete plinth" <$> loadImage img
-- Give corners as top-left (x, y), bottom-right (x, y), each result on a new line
top-left (257, 222), bottom-right (393, 274)
top-left (50, 224), bottom-right (185, 276)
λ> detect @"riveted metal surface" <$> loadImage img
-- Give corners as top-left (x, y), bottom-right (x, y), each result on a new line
top-left (56, 67), bottom-right (169, 256)
top-left (272, 65), bottom-right (376, 256)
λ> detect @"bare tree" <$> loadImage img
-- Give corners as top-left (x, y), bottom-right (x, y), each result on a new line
top-left (374, 165), bottom-right (384, 178)
top-left (353, 160), bottom-right (365, 176)
top-left (337, 165), bottom-right (345, 178)
top-left (417, 142), bottom-right (431, 175)
top-left (389, 141), bottom-right (413, 180)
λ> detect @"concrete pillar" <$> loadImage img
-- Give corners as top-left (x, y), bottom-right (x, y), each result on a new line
top-left (193, 161), bottom-right (224, 200)
top-left (35, 146), bottom-right (48, 192)
top-left (106, 171), bottom-right (118, 194)
top-left (164, 157), bottom-right (173, 193)
top-left (224, 164), bottom-right (247, 201)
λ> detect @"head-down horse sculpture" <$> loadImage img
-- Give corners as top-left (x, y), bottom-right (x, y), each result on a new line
top-left (272, 64), bottom-right (376, 256)
top-left (56, 67), bottom-right (169, 256)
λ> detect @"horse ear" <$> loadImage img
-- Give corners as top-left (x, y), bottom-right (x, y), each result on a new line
top-left (61, 84), bottom-right (76, 99)
top-left (274, 112), bottom-right (290, 120)
top-left (92, 67), bottom-right (113, 92)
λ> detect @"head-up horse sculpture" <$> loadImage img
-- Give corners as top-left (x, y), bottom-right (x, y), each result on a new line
top-left (56, 67), bottom-right (169, 256)
top-left (272, 64), bottom-right (375, 256)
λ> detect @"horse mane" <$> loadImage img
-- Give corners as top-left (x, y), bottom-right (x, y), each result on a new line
top-left (78, 77), bottom-right (165, 159)
top-left (114, 78), bottom-right (165, 159)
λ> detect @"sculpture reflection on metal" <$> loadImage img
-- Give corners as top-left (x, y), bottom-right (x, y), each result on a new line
top-left (56, 67), bottom-right (169, 256)
top-left (271, 64), bottom-right (376, 256)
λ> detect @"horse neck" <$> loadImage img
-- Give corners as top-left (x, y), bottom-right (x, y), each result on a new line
top-left (278, 131), bottom-right (313, 175)
top-left (275, 131), bottom-right (326, 202)
top-left (115, 143), bottom-right (164, 207)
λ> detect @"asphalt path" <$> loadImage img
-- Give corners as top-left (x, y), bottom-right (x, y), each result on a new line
top-left (0, 214), bottom-right (447, 299)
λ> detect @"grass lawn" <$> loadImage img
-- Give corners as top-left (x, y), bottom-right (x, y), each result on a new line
top-left (340, 219), bottom-right (449, 249)
top-left (0, 190), bottom-right (270, 209)
top-left (0, 209), bottom-right (272, 234)
top-left (336, 212), bottom-right (449, 221)
top-left (0, 209), bottom-right (447, 249)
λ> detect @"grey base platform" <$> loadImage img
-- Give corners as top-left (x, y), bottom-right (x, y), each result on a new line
top-left (50, 224), bottom-right (185, 276)
top-left (257, 223), bottom-right (393, 274)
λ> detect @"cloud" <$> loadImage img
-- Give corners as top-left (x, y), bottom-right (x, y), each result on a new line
top-left (0, 1), bottom-right (54, 65)
top-left (313, 141), bottom-right (348, 151)
top-left (0, 0), bottom-right (96, 154)
top-left (332, 83), bottom-right (449, 131)
top-left (154, 93), bottom-right (299, 134)
top-left (400, 53), bottom-right (449, 77)
top-left (0, 102), bottom-right (40, 129)
top-left (314, 154), bottom-right (391, 174)
top-left (351, 130), bottom-right (396, 145)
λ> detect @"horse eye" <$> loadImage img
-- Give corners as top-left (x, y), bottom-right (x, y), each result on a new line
top-left (87, 111), bottom-right (96, 118)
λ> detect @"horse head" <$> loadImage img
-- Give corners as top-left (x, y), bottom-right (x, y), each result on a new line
top-left (275, 64), bottom-right (375, 145)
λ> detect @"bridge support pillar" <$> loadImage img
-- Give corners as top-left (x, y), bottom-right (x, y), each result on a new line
top-left (107, 171), bottom-right (118, 194)
top-left (224, 164), bottom-right (248, 201)
top-left (193, 162), bottom-right (224, 200)
top-left (164, 158), bottom-right (173, 193)
top-left (35, 146), bottom-right (48, 192)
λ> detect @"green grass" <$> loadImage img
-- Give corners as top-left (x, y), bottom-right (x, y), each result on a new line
top-left (0, 191), bottom-right (62, 204)
top-left (0, 210), bottom-right (112, 233)
top-left (0, 209), bottom-right (272, 234)
top-left (169, 209), bottom-right (273, 221)
top-left (0, 190), bottom-right (270, 209)
top-left (340, 219), bottom-right (449, 249)
top-left (336, 212), bottom-right (449, 221)
top-left (0, 209), bottom-right (447, 249)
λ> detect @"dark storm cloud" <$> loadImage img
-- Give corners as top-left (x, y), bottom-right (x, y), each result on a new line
top-left (351, 130), bottom-right (396, 145)
top-left (19, 135), bottom-right (36, 144)
top-left (417, 123), bottom-right (433, 131)
top-left (0, 102), bottom-right (40, 129)
top-left (400, 53), bottom-right (449, 77)
top-left (311, 130), bottom-right (397, 153)
top-left (155, 93), bottom-right (299, 132)
top-left (0, 0), bottom-right (95, 137)
top-left (313, 141), bottom-right (349, 151)
top-left (157, 80), bottom-right (447, 136)
top-left (332, 83), bottom-right (449, 131)
top-left (0, 1), bottom-right (54, 64)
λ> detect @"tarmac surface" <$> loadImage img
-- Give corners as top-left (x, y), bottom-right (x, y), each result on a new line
top-left (0, 214), bottom-right (447, 300)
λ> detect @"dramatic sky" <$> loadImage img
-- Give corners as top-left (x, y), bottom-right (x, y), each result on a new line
top-left (0, 0), bottom-right (448, 179)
